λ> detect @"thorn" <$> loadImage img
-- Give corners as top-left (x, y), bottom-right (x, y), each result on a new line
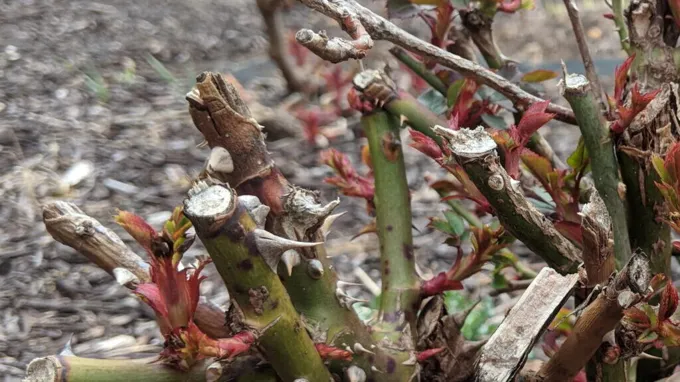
top-left (320, 211), bottom-right (346, 240)
top-left (59, 334), bottom-right (75, 356)
top-left (353, 343), bottom-right (375, 355)
top-left (346, 365), bottom-right (367, 382)
top-left (253, 229), bottom-right (321, 273)
top-left (197, 140), bottom-right (209, 148)
top-left (113, 267), bottom-right (139, 289)
top-left (371, 366), bottom-right (384, 374)
top-left (636, 352), bottom-right (663, 361)
top-left (345, 346), bottom-right (354, 354)
top-left (402, 353), bottom-right (417, 366)
top-left (281, 250), bottom-right (301, 276)
top-left (337, 280), bottom-right (364, 287)
top-left (206, 146), bottom-right (234, 174)
top-left (307, 259), bottom-right (324, 279)
top-left (239, 196), bottom-right (270, 228)
top-left (205, 362), bottom-right (223, 382)
top-left (453, 300), bottom-right (481, 328)
top-left (259, 315), bottom-right (282, 336)
top-left (351, 220), bottom-right (377, 241)
top-left (400, 114), bottom-right (408, 127)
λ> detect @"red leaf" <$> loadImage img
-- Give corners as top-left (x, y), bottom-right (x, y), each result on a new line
top-left (664, 142), bottom-right (680, 185)
top-left (497, 0), bottom-right (522, 12)
top-left (554, 220), bottom-right (583, 245)
top-left (660, 281), bottom-right (680, 322)
top-left (315, 344), bottom-right (353, 361)
top-left (417, 347), bottom-right (445, 362)
top-left (670, 0), bottom-right (680, 28)
top-left (613, 54), bottom-right (635, 104)
top-left (320, 149), bottom-right (375, 201)
top-left (409, 129), bottom-right (443, 160)
top-left (135, 283), bottom-right (171, 335)
top-left (420, 271), bottom-right (464, 297)
top-left (115, 211), bottom-right (158, 253)
top-left (513, 100), bottom-right (554, 145)
top-left (603, 13), bottom-right (615, 20)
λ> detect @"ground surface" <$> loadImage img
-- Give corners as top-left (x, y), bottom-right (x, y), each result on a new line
top-left (0, 0), bottom-right (624, 379)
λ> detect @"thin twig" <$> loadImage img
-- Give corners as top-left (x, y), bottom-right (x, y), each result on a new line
top-left (611, 0), bottom-right (631, 54)
top-left (296, 0), bottom-right (577, 124)
top-left (562, 0), bottom-right (606, 110)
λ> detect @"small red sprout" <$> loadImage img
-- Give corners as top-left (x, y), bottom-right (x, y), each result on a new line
top-left (315, 344), bottom-right (353, 361)
top-left (492, 100), bottom-right (555, 179)
top-left (417, 347), bottom-right (446, 362)
top-left (320, 148), bottom-right (375, 213)
top-left (607, 54), bottom-right (660, 133)
top-left (116, 209), bottom-right (255, 370)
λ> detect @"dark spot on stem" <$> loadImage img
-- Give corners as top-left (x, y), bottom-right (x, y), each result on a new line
top-left (268, 299), bottom-right (279, 310)
top-left (386, 357), bottom-right (396, 373)
top-left (386, 225), bottom-right (393, 232)
top-left (383, 312), bottom-right (400, 323)
top-left (244, 232), bottom-right (259, 256)
top-left (238, 259), bottom-right (253, 270)
top-left (403, 244), bottom-right (414, 261)
top-left (383, 259), bottom-right (390, 275)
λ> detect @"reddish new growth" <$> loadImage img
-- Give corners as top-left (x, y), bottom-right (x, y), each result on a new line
top-left (347, 87), bottom-right (375, 114)
top-left (420, 226), bottom-right (510, 296)
top-left (497, 0), bottom-right (522, 13)
top-left (623, 278), bottom-right (680, 348)
top-left (409, 130), bottom-right (492, 214)
top-left (320, 148), bottom-right (375, 213)
top-left (521, 150), bottom-right (582, 244)
top-left (491, 100), bottom-right (555, 179)
top-left (420, 2), bottom-right (455, 54)
top-left (608, 54), bottom-right (660, 134)
top-left (293, 106), bottom-right (339, 144)
top-left (314, 344), bottom-right (353, 362)
top-left (322, 65), bottom-right (355, 111)
top-left (417, 347), bottom-right (446, 362)
top-left (450, 79), bottom-right (502, 129)
top-left (115, 208), bottom-right (255, 370)
top-left (653, 142), bottom-right (680, 233)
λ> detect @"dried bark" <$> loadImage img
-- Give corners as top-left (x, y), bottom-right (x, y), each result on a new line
top-left (475, 268), bottom-right (579, 382)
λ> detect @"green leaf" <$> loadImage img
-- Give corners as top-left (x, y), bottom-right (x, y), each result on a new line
top-left (652, 154), bottom-right (670, 183)
top-left (482, 113), bottom-right (508, 130)
top-left (352, 304), bottom-right (376, 322)
top-left (491, 272), bottom-right (509, 289)
top-left (638, 329), bottom-right (659, 343)
top-left (567, 137), bottom-right (589, 170)
top-left (477, 85), bottom-right (516, 111)
top-left (643, 304), bottom-right (659, 328)
top-left (520, 0), bottom-right (535, 9)
top-left (447, 79), bottom-right (466, 107)
top-left (521, 69), bottom-right (558, 83)
top-left (418, 88), bottom-right (448, 115)
top-left (430, 217), bottom-right (457, 236)
top-left (443, 292), bottom-right (496, 340)
top-left (444, 211), bottom-right (466, 236)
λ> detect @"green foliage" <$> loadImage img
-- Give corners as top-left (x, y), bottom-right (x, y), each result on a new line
top-left (83, 69), bottom-right (109, 103)
top-left (418, 88), bottom-right (449, 114)
top-left (443, 291), bottom-right (497, 340)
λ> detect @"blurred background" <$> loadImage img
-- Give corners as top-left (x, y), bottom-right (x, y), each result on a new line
top-left (0, 0), bottom-right (624, 380)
